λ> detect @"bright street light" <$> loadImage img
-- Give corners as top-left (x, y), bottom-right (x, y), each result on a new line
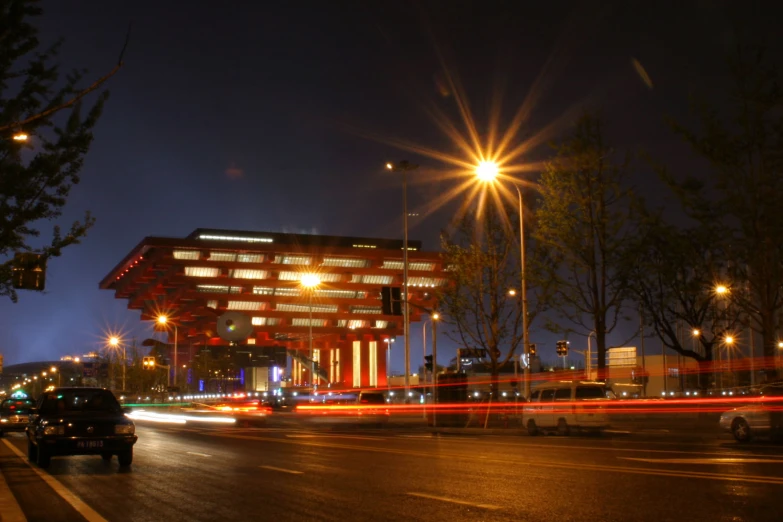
top-left (725, 336), bottom-right (734, 345)
top-left (109, 336), bottom-right (120, 347)
top-left (475, 160), bottom-right (499, 181)
top-left (300, 273), bottom-right (320, 288)
top-left (692, 329), bottom-right (700, 337)
top-left (12, 132), bottom-right (28, 142)
top-left (715, 285), bottom-right (729, 295)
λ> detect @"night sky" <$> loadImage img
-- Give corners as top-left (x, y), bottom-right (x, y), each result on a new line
top-left (0, 1), bottom-right (776, 368)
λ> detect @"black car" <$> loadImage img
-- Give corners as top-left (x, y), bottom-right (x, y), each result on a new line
top-left (26, 387), bottom-right (137, 469)
top-left (0, 397), bottom-right (35, 435)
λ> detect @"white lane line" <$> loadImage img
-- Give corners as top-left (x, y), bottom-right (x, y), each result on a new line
top-left (619, 457), bottom-right (783, 465)
top-left (407, 492), bottom-right (501, 510)
top-left (186, 451), bottom-right (212, 458)
top-left (258, 465), bottom-right (303, 475)
top-left (0, 467), bottom-right (26, 522)
top-left (1, 439), bottom-right (108, 522)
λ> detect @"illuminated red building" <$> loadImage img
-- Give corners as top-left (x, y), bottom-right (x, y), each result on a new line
top-left (99, 228), bottom-right (444, 390)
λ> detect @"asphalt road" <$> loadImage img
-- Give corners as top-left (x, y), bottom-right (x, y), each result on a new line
top-left (1, 423), bottom-right (782, 522)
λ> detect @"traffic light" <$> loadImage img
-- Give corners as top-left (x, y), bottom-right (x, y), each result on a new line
top-left (528, 343), bottom-right (537, 356)
top-left (556, 340), bottom-right (569, 356)
top-left (381, 287), bottom-right (402, 316)
top-left (424, 355), bottom-right (433, 372)
top-left (143, 356), bottom-right (156, 370)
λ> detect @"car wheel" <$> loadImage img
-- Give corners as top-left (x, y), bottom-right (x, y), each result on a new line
top-left (36, 446), bottom-right (51, 469)
top-left (118, 448), bottom-right (133, 467)
top-left (27, 439), bottom-right (38, 462)
top-left (527, 419), bottom-right (538, 436)
top-left (732, 418), bottom-right (752, 442)
top-left (101, 452), bottom-right (113, 461)
top-left (557, 418), bottom-right (570, 436)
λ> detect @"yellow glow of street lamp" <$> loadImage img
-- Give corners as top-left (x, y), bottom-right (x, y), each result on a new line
top-left (109, 336), bottom-right (120, 347)
top-left (508, 289), bottom-right (517, 296)
top-left (385, 162), bottom-right (393, 170)
top-left (12, 132), bottom-right (28, 142)
top-left (432, 313), bottom-right (440, 321)
top-left (300, 273), bottom-right (320, 288)
top-left (725, 336), bottom-right (734, 345)
top-left (157, 315), bottom-right (168, 325)
top-left (778, 342), bottom-right (783, 349)
top-left (475, 160), bottom-right (499, 182)
top-left (715, 285), bottom-right (728, 295)
top-left (50, 366), bottom-right (57, 373)
top-left (692, 329), bottom-right (700, 337)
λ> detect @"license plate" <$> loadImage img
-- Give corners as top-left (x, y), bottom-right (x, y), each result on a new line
top-left (76, 440), bottom-right (103, 449)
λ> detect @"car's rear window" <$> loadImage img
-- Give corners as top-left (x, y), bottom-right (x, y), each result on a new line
top-left (575, 386), bottom-right (606, 399)
top-left (1, 399), bottom-right (34, 413)
top-left (39, 390), bottom-right (122, 414)
top-left (359, 393), bottom-right (386, 405)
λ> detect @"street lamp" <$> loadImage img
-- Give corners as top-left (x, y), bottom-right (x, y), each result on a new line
top-left (475, 161), bottom-right (530, 399)
top-left (384, 338), bottom-right (395, 389)
top-left (109, 336), bottom-right (126, 391)
top-left (386, 160), bottom-right (419, 396)
top-left (157, 315), bottom-right (178, 389)
top-left (50, 366), bottom-right (61, 387)
top-left (300, 274), bottom-right (321, 391)
top-left (12, 132), bottom-right (28, 142)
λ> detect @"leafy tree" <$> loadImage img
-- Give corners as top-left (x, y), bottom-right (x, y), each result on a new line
top-left (0, 0), bottom-right (124, 301)
top-left (438, 204), bottom-right (524, 396)
top-left (534, 113), bottom-right (636, 377)
top-left (667, 41), bottom-right (783, 381)
top-left (629, 207), bottom-right (744, 386)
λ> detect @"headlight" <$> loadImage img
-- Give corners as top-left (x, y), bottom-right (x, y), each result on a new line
top-left (43, 425), bottom-right (65, 436)
top-left (115, 424), bottom-right (135, 435)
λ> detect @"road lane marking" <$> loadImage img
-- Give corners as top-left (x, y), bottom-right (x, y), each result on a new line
top-left (0, 467), bottom-right (26, 522)
top-left (207, 432), bottom-right (783, 485)
top-left (1, 439), bottom-right (108, 522)
top-left (619, 457), bottom-right (783, 465)
top-left (186, 451), bottom-right (212, 458)
top-left (407, 492), bottom-right (501, 510)
top-left (258, 465), bottom-right (303, 475)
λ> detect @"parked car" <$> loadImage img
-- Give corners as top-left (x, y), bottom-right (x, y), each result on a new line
top-left (523, 381), bottom-right (613, 436)
top-left (0, 397), bottom-right (35, 436)
top-left (26, 387), bottom-right (137, 468)
top-left (719, 385), bottom-right (783, 442)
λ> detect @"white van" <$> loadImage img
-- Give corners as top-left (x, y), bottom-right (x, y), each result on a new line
top-left (523, 381), bottom-right (613, 436)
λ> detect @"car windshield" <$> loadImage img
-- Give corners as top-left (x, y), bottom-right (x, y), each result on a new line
top-left (38, 390), bottom-right (122, 415)
top-left (1, 399), bottom-right (34, 414)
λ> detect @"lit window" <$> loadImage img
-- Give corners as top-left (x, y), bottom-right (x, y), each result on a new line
top-left (369, 341), bottom-right (377, 387)
top-left (199, 234), bottom-right (273, 243)
top-left (232, 269), bottom-right (268, 279)
top-left (251, 317), bottom-right (267, 326)
top-left (373, 320), bottom-right (389, 329)
top-left (316, 289), bottom-right (358, 299)
top-left (277, 271), bottom-right (300, 281)
top-left (237, 253), bottom-right (263, 263)
top-left (347, 319), bottom-right (365, 329)
top-left (291, 318), bottom-right (328, 327)
top-left (173, 250), bottom-right (200, 260)
top-left (185, 267), bottom-right (220, 277)
top-left (227, 301), bottom-right (260, 311)
top-left (274, 255), bottom-right (312, 265)
top-left (407, 277), bottom-right (444, 287)
top-left (207, 300), bottom-right (218, 309)
top-left (276, 303), bottom-right (338, 314)
top-left (357, 275), bottom-right (394, 285)
top-left (322, 257), bottom-right (370, 268)
top-left (350, 306), bottom-right (382, 314)
top-left (252, 286), bottom-right (274, 295)
top-left (196, 285), bottom-right (229, 293)
top-left (274, 287), bottom-right (301, 297)
top-left (381, 260), bottom-right (403, 270)
top-left (209, 251), bottom-right (237, 262)
top-left (353, 341), bottom-right (362, 387)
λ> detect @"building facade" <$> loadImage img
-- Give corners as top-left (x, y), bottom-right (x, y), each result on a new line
top-left (99, 228), bottom-right (444, 391)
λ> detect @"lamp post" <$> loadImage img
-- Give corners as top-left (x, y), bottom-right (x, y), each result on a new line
top-left (157, 315), bottom-right (178, 389)
top-left (475, 161), bottom-right (530, 399)
top-left (386, 161), bottom-right (419, 398)
top-left (109, 336), bottom-right (126, 391)
top-left (301, 274), bottom-right (321, 391)
top-left (50, 366), bottom-right (60, 387)
top-left (384, 338), bottom-right (395, 390)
